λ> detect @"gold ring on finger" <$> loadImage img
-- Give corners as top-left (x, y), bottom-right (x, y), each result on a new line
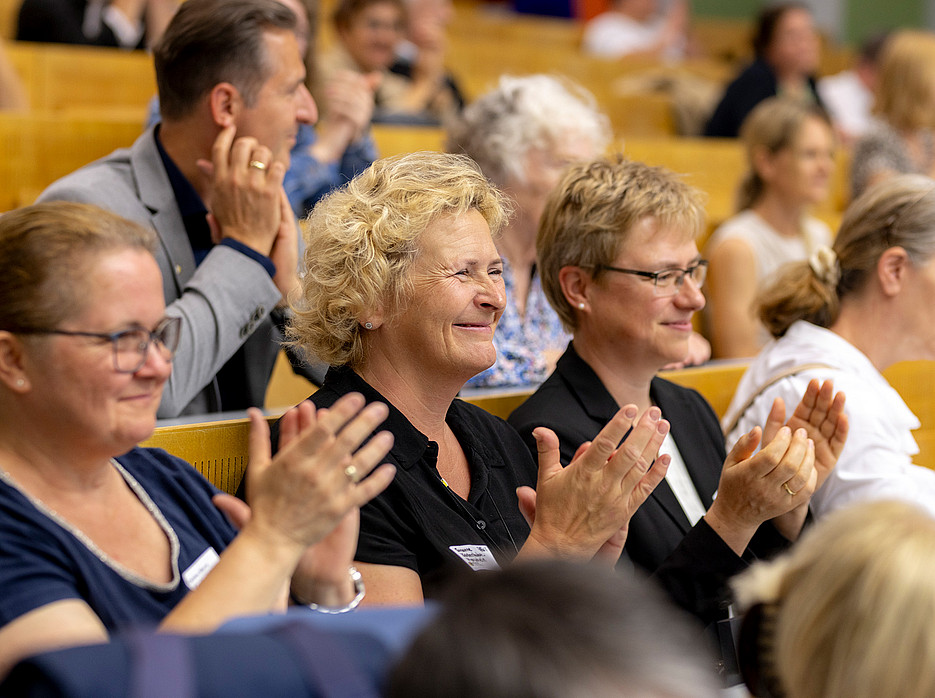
top-left (782, 482), bottom-right (797, 496)
top-left (248, 160), bottom-right (268, 171)
top-left (344, 465), bottom-right (358, 483)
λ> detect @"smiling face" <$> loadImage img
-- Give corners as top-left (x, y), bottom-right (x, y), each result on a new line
top-left (339, 1), bottom-right (405, 72)
top-left (581, 218), bottom-right (705, 375)
top-left (235, 27), bottom-right (317, 166)
top-left (377, 209), bottom-right (505, 386)
top-left (24, 250), bottom-right (172, 457)
top-left (762, 114), bottom-right (835, 207)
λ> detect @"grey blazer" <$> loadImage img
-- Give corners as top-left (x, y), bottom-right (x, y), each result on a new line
top-left (38, 126), bottom-right (283, 417)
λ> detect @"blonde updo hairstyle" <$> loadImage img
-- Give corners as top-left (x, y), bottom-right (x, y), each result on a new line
top-left (758, 174), bottom-right (935, 338)
top-left (734, 500), bottom-right (935, 698)
top-left (537, 155), bottom-right (705, 332)
top-left (736, 96), bottom-right (833, 212)
top-left (290, 151), bottom-right (510, 367)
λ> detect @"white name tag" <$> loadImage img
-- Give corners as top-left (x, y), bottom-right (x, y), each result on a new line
top-left (182, 547), bottom-right (220, 589)
top-left (449, 544), bottom-right (500, 571)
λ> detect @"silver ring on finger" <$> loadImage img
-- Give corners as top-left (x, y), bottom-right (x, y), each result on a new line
top-left (248, 160), bottom-right (268, 171)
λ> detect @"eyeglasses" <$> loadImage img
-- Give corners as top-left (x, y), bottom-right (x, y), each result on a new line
top-left (597, 260), bottom-right (708, 296)
top-left (18, 316), bottom-right (181, 373)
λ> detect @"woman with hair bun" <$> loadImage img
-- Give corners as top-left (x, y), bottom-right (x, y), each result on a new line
top-left (723, 174), bottom-right (935, 519)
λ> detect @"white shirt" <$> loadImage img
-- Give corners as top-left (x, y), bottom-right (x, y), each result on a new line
top-left (723, 321), bottom-right (935, 519)
top-left (706, 210), bottom-right (833, 347)
top-left (818, 70), bottom-right (873, 141)
top-left (582, 11), bottom-right (684, 62)
top-left (658, 432), bottom-right (708, 526)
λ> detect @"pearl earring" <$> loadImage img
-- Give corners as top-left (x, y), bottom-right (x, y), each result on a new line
top-left (364, 322), bottom-right (373, 330)
top-left (578, 302), bottom-right (585, 309)
top-left (15, 379), bottom-right (24, 387)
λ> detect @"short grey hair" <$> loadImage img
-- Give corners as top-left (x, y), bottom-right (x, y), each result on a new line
top-left (446, 74), bottom-right (612, 188)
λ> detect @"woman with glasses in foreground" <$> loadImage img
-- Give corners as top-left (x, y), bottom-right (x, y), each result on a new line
top-left (0, 202), bottom-right (396, 675)
top-left (509, 157), bottom-right (848, 627)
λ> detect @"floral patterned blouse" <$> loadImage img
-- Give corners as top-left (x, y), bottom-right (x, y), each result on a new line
top-left (465, 258), bottom-right (570, 388)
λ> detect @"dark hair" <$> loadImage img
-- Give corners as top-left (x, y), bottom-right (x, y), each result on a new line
top-left (759, 174), bottom-right (935, 337)
top-left (386, 560), bottom-right (719, 698)
top-left (0, 202), bottom-right (155, 333)
top-left (332, 0), bottom-right (405, 31)
top-left (752, 2), bottom-right (809, 58)
top-left (154, 0), bottom-right (298, 121)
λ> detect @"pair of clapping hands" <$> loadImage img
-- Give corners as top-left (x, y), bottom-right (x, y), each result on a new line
top-left (517, 378), bottom-right (847, 562)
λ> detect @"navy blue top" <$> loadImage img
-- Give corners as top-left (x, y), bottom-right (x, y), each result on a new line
top-left (0, 448), bottom-right (237, 631)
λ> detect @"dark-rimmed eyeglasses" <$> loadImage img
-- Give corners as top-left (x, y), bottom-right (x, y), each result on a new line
top-left (597, 260), bottom-right (708, 296)
top-left (17, 316), bottom-right (181, 373)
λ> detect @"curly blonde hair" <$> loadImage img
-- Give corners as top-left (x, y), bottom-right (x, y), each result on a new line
top-left (289, 151), bottom-right (510, 367)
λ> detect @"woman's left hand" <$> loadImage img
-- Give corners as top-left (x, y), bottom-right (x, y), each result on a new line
top-left (761, 379), bottom-right (848, 539)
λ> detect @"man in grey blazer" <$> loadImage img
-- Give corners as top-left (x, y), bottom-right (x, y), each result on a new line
top-left (38, 0), bottom-right (320, 417)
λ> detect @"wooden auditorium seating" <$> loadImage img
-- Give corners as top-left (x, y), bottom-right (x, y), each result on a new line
top-left (0, 40), bottom-right (151, 210)
top-left (371, 123), bottom-right (446, 157)
top-left (0, 110), bottom-right (143, 210)
top-left (4, 40), bottom-right (155, 116)
top-left (883, 361), bottom-right (935, 471)
top-left (659, 360), bottom-right (749, 420)
top-left (140, 416), bottom-right (277, 495)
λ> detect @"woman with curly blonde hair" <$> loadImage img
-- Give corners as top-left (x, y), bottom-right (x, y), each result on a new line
top-left (287, 151), bottom-right (678, 605)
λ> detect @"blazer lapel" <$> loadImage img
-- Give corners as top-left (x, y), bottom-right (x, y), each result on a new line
top-left (131, 128), bottom-right (196, 298)
top-left (558, 348), bottom-right (695, 535)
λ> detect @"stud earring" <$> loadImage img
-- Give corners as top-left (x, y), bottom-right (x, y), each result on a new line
top-left (578, 302), bottom-right (585, 309)
top-left (15, 379), bottom-right (24, 387)
top-left (364, 322), bottom-right (373, 330)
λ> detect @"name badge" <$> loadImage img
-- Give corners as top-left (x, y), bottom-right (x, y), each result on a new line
top-left (182, 547), bottom-right (220, 589)
top-left (449, 544), bottom-right (500, 571)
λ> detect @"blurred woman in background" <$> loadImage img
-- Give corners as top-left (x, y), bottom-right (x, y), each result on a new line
top-left (850, 30), bottom-right (935, 199)
top-left (706, 97), bottom-right (835, 358)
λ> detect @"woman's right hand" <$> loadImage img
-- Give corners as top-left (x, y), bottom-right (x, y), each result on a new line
top-left (244, 394), bottom-right (396, 558)
top-left (519, 405), bottom-right (670, 564)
